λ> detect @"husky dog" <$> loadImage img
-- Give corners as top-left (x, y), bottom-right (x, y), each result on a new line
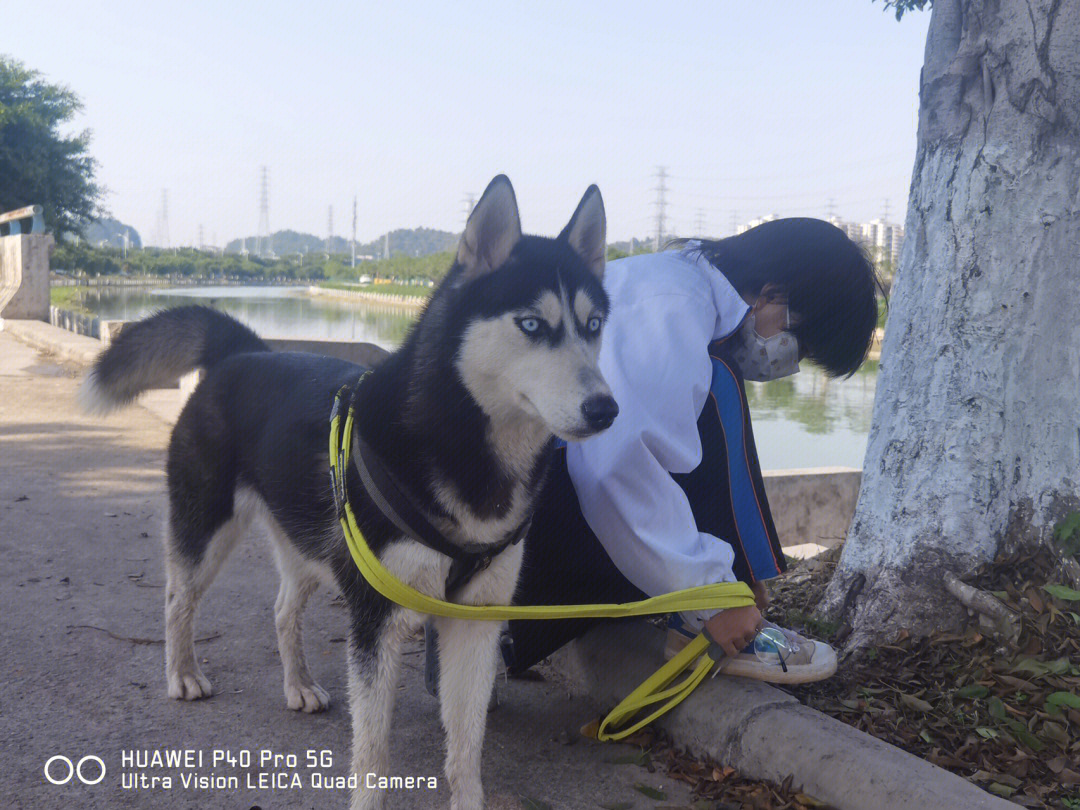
top-left (81, 176), bottom-right (617, 810)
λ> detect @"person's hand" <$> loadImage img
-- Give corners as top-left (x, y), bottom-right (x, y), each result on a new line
top-left (704, 605), bottom-right (763, 658)
top-left (751, 581), bottom-right (770, 610)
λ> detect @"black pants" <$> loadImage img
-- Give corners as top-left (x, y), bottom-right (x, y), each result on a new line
top-left (507, 448), bottom-right (649, 673)
top-left (508, 347), bottom-right (786, 672)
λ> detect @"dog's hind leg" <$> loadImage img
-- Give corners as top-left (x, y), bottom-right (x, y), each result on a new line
top-left (435, 617), bottom-right (503, 810)
top-left (164, 489), bottom-right (253, 701)
top-left (347, 606), bottom-right (405, 810)
top-left (264, 519), bottom-right (330, 712)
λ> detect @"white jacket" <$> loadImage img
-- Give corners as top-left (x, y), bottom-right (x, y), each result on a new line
top-left (566, 247), bottom-right (751, 630)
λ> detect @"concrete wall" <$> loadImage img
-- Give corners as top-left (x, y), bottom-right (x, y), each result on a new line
top-left (264, 337), bottom-right (390, 369)
top-left (41, 311), bottom-right (860, 553)
top-left (763, 467), bottom-right (860, 552)
top-left (1, 234), bottom-right (54, 321)
top-left (175, 339), bottom-right (390, 401)
top-left (45, 315), bottom-right (392, 370)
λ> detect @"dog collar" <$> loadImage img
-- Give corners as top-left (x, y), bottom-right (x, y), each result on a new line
top-left (330, 375), bottom-right (528, 599)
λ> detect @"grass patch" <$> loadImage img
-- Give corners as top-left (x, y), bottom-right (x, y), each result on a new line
top-left (50, 285), bottom-right (92, 314)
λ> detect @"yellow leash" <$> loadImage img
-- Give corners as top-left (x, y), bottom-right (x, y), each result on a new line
top-left (330, 386), bottom-right (754, 741)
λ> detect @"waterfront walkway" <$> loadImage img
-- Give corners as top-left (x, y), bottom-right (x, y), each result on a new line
top-left (0, 327), bottom-right (697, 809)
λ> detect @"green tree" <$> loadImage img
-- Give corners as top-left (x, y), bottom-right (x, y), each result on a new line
top-left (874, 0), bottom-right (932, 20)
top-left (0, 55), bottom-right (101, 235)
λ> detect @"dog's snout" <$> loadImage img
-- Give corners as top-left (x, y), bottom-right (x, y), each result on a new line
top-left (581, 394), bottom-right (619, 432)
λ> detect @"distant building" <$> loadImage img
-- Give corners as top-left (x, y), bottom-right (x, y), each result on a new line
top-left (826, 215), bottom-right (864, 245)
top-left (859, 218), bottom-right (904, 266)
top-left (735, 214), bottom-right (780, 235)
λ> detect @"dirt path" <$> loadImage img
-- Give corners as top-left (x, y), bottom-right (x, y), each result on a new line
top-left (0, 329), bottom-right (695, 810)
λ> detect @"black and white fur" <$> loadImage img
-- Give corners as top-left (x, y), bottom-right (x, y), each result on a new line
top-left (81, 176), bottom-right (616, 810)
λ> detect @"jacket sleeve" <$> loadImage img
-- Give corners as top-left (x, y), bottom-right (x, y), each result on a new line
top-left (566, 288), bottom-right (737, 631)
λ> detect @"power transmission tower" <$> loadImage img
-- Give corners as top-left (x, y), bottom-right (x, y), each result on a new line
top-left (158, 189), bottom-right (171, 249)
top-left (826, 198), bottom-right (837, 219)
top-left (198, 223), bottom-right (204, 250)
top-left (257, 166), bottom-right (270, 256)
top-left (351, 195), bottom-right (358, 269)
top-left (695, 209), bottom-right (706, 239)
top-left (653, 167), bottom-right (668, 251)
top-left (882, 198), bottom-right (891, 223)
top-left (326, 206), bottom-right (334, 255)
top-left (461, 194), bottom-right (476, 230)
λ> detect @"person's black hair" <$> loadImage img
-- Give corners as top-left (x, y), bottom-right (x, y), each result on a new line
top-left (672, 218), bottom-right (887, 378)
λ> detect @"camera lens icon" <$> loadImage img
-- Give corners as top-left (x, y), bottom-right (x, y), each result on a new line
top-left (44, 755), bottom-right (106, 786)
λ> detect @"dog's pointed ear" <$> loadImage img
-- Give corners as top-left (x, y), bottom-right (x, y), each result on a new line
top-left (457, 175), bottom-right (522, 280)
top-left (559, 184), bottom-right (606, 280)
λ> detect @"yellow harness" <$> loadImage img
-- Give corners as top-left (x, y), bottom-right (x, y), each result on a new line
top-left (329, 381), bottom-right (754, 741)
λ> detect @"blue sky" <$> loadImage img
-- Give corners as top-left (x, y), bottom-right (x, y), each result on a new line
top-left (7, 1), bottom-right (931, 246)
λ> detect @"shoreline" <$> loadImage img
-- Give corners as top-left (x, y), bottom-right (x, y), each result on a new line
top-left (304, 284), bottom-right (428, 309)
top-left (50, 274), bottom-right (307, 288)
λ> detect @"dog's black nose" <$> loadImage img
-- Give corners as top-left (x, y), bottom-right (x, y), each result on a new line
top-left (582, 394), bottom-right (619, 432)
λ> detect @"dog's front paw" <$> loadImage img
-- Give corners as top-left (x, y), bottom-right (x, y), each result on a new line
top-left (167, 667), bottom-right (213, 701)
top-left (285, 679), bottom-right (330, 713)
top-left (449, 786), bottom-right (484, 810)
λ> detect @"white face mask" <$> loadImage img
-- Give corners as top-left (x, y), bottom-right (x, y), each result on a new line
top-left (730, 308), bottom-right (801, 381)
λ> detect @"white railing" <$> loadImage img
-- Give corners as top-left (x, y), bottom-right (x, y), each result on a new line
top-left (0, 205), bottom-right (45, 236)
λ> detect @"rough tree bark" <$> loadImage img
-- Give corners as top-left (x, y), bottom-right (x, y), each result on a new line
top-left (818, 0), bottom-right (1080, 650)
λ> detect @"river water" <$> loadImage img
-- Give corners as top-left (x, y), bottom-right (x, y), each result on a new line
top-left (74, 284), bottom-right (876, 471)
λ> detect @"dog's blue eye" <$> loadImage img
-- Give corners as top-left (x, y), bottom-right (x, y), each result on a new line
top-left (519, 318), bottom-right (540, 334)
top-left (587, 317), bottom-right (602, 334)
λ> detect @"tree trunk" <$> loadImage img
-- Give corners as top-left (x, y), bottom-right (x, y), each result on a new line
top-left (818, 0), bottom-right (1080, 649)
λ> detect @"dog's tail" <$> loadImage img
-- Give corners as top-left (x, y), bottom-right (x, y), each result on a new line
top-left (79, 305), bottom-right (269, 415)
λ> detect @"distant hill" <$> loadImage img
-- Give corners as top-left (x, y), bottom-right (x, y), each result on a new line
top-left (610, 237), bottom-right (653, 255)
top-left (362, 227), bottom-right (459, 258)
top-left (80, 217), bottom-right (142, 249)
top-left (225, 227), bottom-right (458, 259)
top-left (224, 230), bottom-right (342, 255)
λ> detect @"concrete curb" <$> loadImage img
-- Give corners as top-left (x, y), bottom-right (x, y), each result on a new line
top-left (552, 621), bottom-right (1019, 810)
top-left (3, 318), bottom-right (102, 365)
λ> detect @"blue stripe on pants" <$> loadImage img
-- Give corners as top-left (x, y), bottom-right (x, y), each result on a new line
top-left (707, 353), bottom-right (783, 581)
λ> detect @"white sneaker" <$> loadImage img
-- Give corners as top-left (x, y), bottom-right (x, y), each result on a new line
top-left (664, 617), bottom-right (837, 684)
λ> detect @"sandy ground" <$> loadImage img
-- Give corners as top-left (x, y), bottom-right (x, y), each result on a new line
top-left (0, 328), bottom-right (696, 810)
